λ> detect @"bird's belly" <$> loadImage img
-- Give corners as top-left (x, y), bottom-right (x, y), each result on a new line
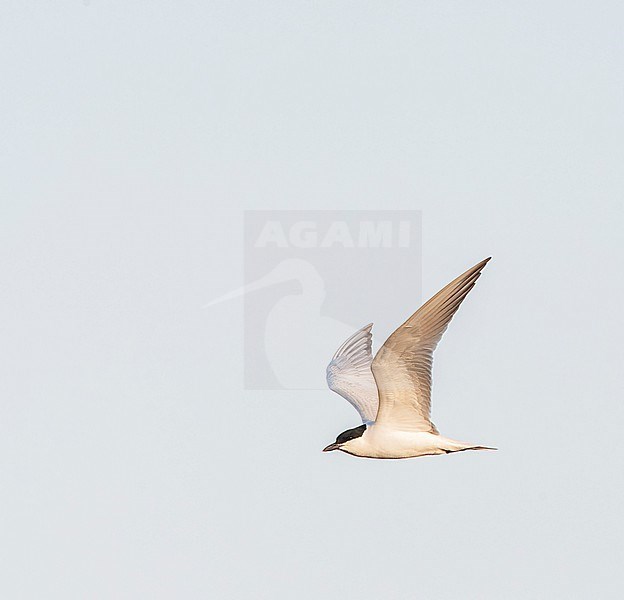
top-left (357, 429), bottom-right (445, 459)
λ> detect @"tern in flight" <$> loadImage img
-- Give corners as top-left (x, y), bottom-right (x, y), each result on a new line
top-left (323, 257), bottom-right (495, 459)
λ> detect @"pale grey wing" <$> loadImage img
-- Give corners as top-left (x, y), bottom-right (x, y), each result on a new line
top-left (371, 257), bottom-right (491, 433)
top-left (326, 324), bottom-right (379, 423)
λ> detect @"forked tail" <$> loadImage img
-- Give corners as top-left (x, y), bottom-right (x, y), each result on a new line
top-left (439, 439), bottom-right (497, 453)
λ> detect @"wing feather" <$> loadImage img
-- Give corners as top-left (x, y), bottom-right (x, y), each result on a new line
top-left (326, 324), bottom-right (379, 423)
top-left (371, 258), bottom-right (491, 432)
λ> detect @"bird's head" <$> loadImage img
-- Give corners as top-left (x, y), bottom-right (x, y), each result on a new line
top-left (323, 424), bottom-right (367, 453)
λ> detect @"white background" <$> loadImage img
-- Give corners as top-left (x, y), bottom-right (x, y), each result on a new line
top-left (1, 2), bottom-right (623, 598)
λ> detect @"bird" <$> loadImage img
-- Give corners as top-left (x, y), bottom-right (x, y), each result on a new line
top-left (323, 257), bottom-right (496, 459)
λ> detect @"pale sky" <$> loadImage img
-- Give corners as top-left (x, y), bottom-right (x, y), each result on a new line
top-left (1, 2), bottom-right (623, 598)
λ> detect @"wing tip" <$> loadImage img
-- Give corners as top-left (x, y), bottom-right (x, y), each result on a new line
top-left (467, 257), bottom-right (492, 280)
top-left (330, 322), bottom-right (374, 361)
